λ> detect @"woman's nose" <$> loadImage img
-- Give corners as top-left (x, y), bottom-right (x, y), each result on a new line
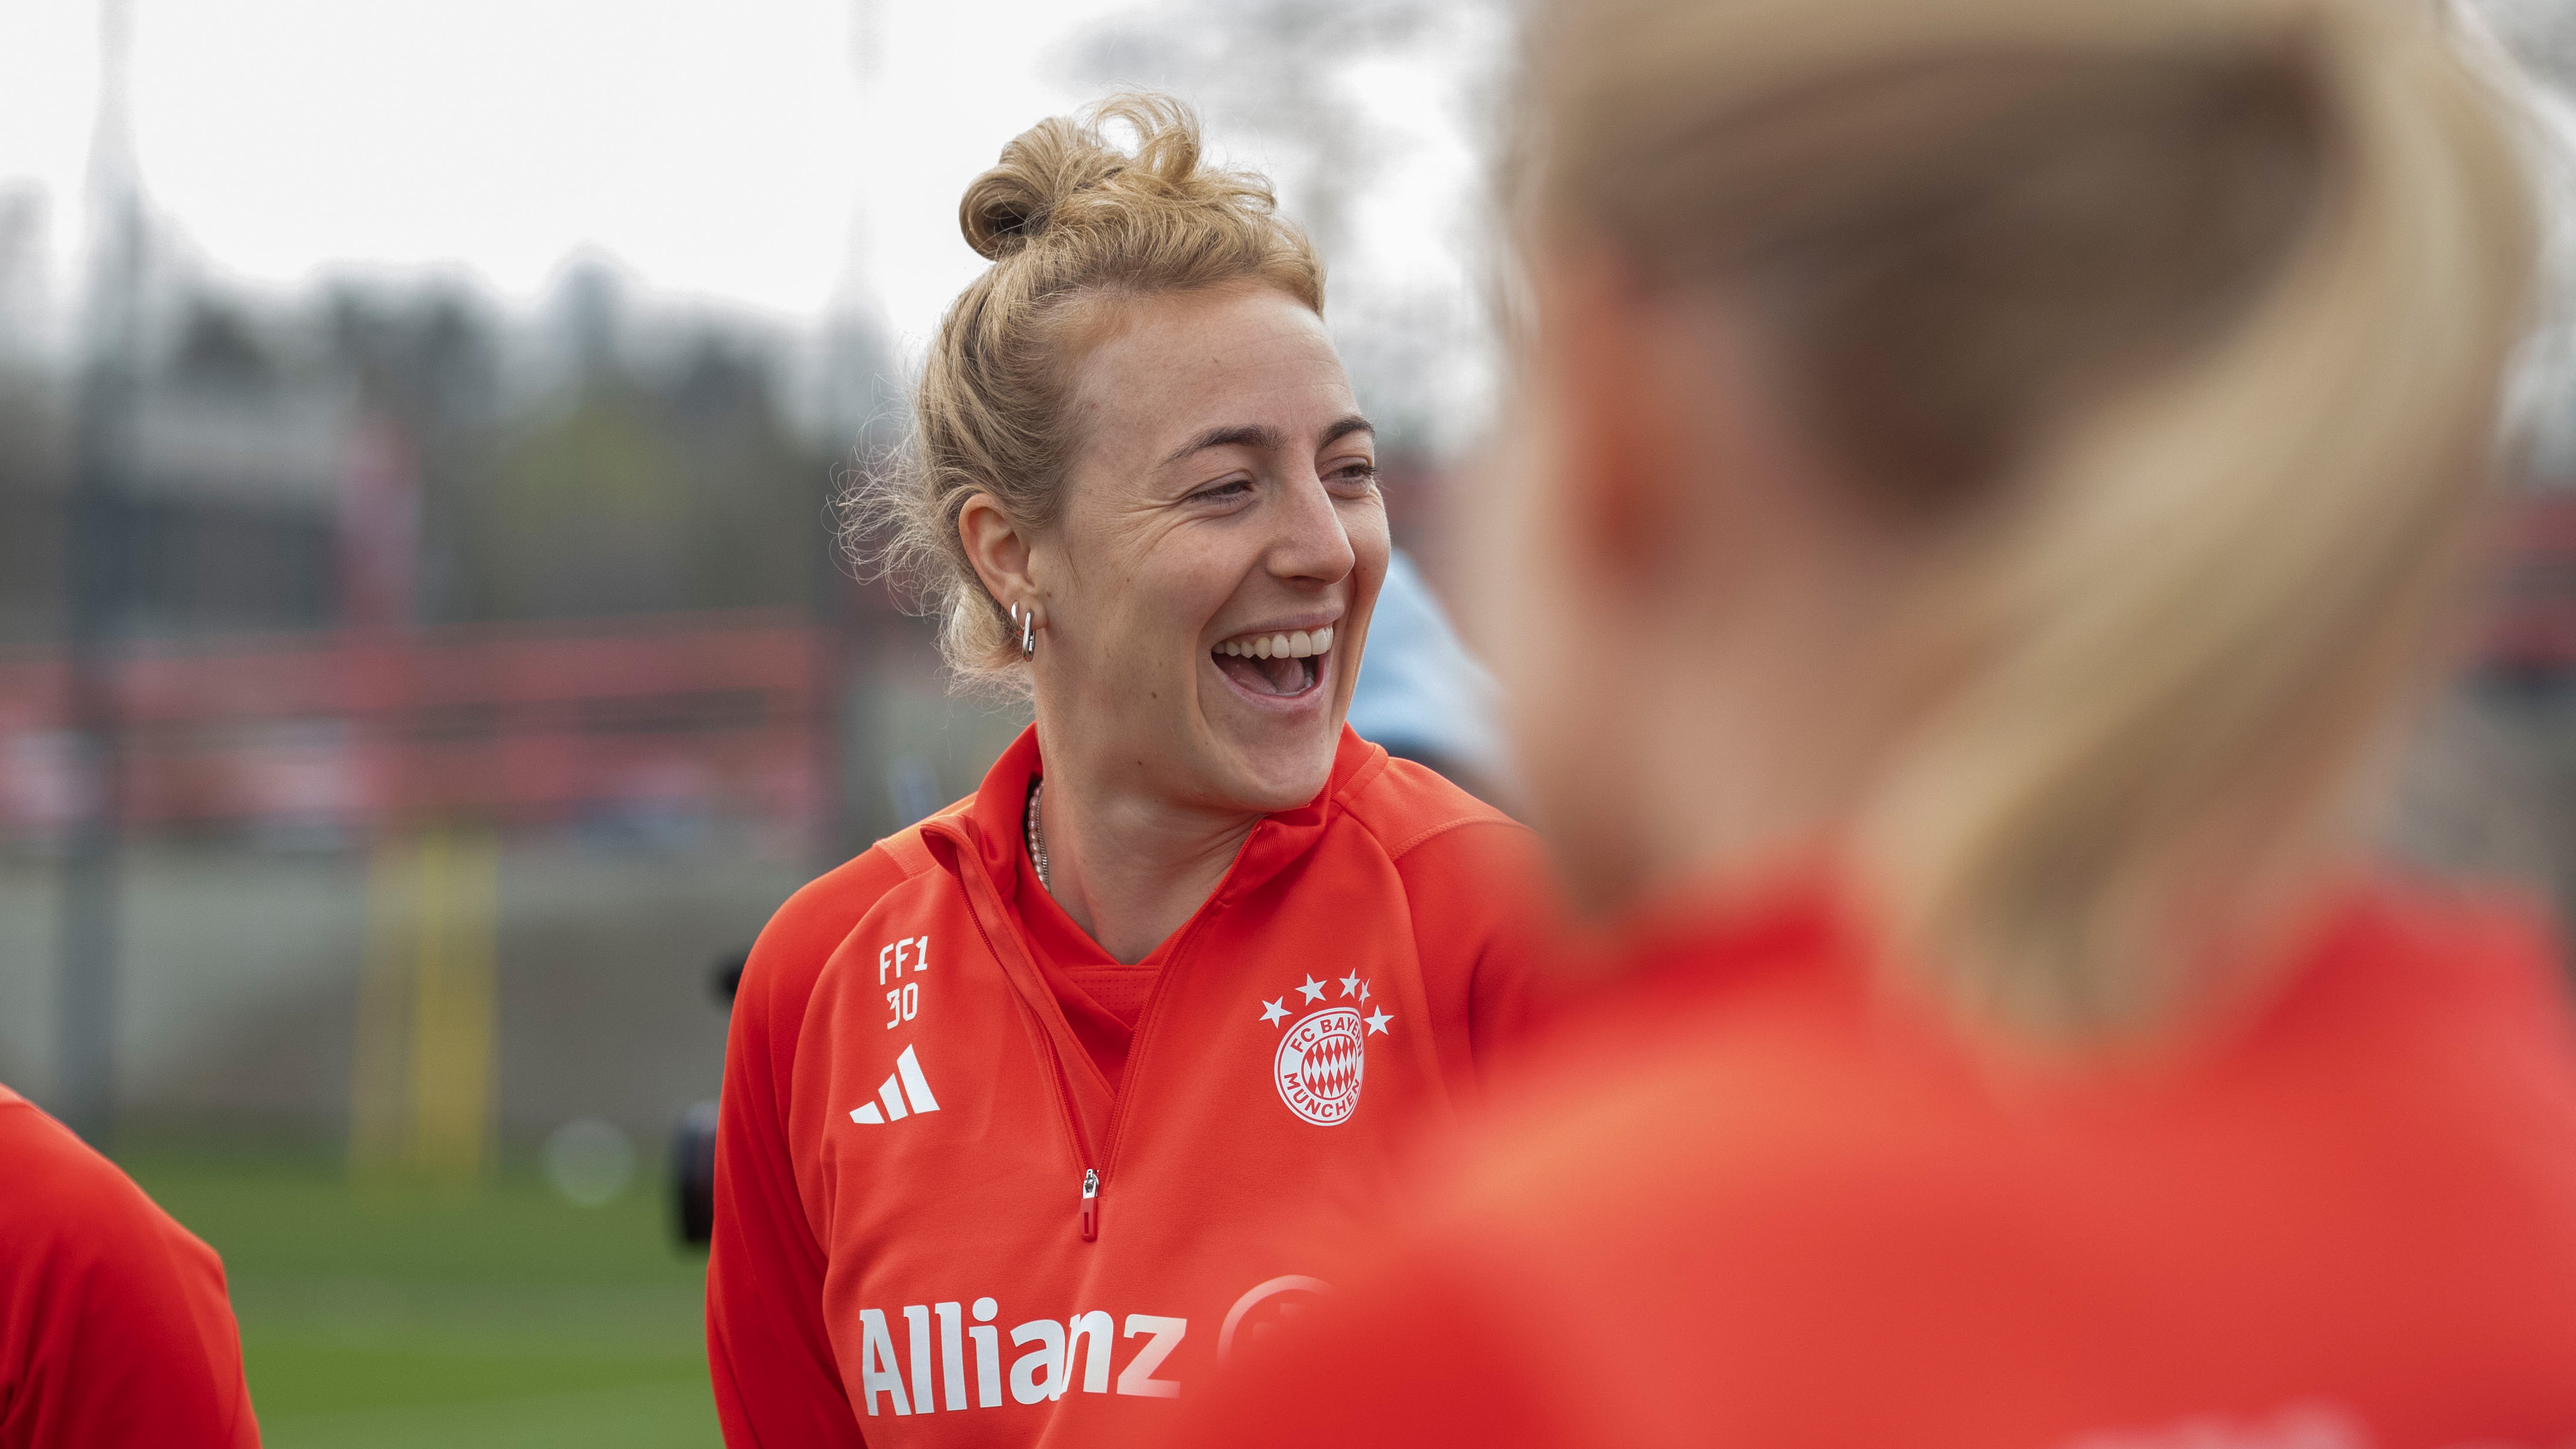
top-left (1268, 473), bottom-right (1357, 583)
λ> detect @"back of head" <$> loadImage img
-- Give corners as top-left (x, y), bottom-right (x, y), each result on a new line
top-left (857, 94), bottom-right (1325, 689)
top-left (1521, 0), bottom-right (2540, 1034)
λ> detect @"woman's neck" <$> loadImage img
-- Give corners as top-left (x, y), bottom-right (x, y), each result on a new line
top-left (1028, 754), bottom-right (1262, 965)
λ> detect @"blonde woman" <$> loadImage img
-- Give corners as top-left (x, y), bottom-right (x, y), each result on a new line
top-left (1188, 0), bottom-right (2576, 1443)
top-left (706, 96), bottom-right (1544, 1447)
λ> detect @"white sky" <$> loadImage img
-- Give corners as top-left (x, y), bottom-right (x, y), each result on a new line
top-left (0, 0), bottom-right (1181, 354)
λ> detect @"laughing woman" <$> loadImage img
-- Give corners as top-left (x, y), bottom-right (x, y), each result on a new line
top-left (704, 95), bottom-right (1542, 1448)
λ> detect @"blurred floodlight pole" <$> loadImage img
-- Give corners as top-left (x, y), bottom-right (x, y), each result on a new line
top-left (58, 0), bottom-right (144, 1146)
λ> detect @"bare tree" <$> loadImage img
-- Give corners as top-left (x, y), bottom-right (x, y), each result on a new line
top-left (1069, 0), bottom-right (1515, 456)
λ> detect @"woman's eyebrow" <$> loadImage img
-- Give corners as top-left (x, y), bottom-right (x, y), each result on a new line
top-left (1161, 423), bottom-right (1284, 465)
top-left (1158, 415), bottom-right (1374, 467)
top-left (1319, 414), bottom-right (1375, 449)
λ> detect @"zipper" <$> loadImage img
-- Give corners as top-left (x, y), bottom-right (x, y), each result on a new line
top-left (938, 820), bottom-right (1108, 1244)
top-left (933, 808), bottom-right (1249, 1248)
top-left (1039, 1023), bottom-right (1101, 1241)
top-left (1087, 907), bottom-right (1217, 1198)
top-left (1024, 885), bottom-right (1224, 1246)
top-left (1068, 816), bottom-right (1257, 1221)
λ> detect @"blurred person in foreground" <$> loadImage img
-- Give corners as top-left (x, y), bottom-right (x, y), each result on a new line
top-left (707, 94), bottom-right (1544, 1447)
top-left (0, 1084), bottom-right (258, 1445)
top-left (1185, 0), bottom-right (2576, 1443)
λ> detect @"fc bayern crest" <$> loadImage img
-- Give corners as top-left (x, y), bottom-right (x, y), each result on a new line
top-left (1275, 1007), bottom-right (1366, 1125)
top-left (1259, 974), bottom-right (1393, 1127)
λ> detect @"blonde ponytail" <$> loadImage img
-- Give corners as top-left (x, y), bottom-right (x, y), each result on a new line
top-left (1528, 0), bottom-right (2541, 1033)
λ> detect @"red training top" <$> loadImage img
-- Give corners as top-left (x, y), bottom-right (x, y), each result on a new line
top-left (1185, 872), bottom-right (2576, 1449)
top-left (0, 1084), bottom-right (259, 1448)
top-left (707, 725), bottom-right (1543, 1448)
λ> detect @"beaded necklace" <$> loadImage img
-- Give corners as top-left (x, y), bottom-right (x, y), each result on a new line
top-left (1023, 777), bottom-right (1051, 894)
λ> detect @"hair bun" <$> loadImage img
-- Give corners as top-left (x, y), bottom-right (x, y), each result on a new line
top-left (957, 94), bottom-right (1216, 261)
top-left (959, 118), bottom-right (1118, 261)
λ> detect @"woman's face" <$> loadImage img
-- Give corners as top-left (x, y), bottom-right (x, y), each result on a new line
top-left (1471, 245), bottom-right (1920, 911)
top-left (1028, 284), bottom-right (1386, 813)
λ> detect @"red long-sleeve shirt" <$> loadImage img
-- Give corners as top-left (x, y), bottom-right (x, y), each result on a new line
top-left (0, 1085), bottom-right (259, 1448)
top-left (707, 725), bottom-right (1546, 1447)
top-left (1183, 873), bottom-right (2576, 1448)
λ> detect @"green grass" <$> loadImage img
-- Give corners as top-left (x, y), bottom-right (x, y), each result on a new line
top-left (123, 1151), bottom-right (720, 1449)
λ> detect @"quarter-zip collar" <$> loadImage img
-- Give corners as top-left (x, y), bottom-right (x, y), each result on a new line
top-left (912, 724), bottom-right (1393, 1241)
top-left (930, 723), bottom-right (1392, 924)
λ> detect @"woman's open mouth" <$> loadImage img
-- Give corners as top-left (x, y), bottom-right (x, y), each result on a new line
top-left (1212, 624), bottom-right (1335, 699)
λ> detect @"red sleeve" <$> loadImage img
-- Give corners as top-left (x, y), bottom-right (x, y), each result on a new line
top-left (1391, 819), bottom-right (1568, 1082)
top-left (708, 846), bottom-right (913, 1449)
top-left (0, 1094), bottom-right (258, 1449)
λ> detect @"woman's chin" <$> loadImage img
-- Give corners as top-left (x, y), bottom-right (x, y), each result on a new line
top-left (1215, 749), bottom-right (1338, 814)
top-left (1196, 661), bottom-right (1344, 809)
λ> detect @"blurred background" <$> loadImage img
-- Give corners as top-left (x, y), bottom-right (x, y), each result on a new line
top-left (0, 1), bottom-right (1505, 1444)
top-left (0, 1), bottom-right (2574, 1445)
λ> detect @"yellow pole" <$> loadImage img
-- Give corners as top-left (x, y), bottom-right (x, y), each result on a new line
top-left (406, 826), bottom-right (497, 1188)
top-left (348, 825), bottom-right (500, 1190)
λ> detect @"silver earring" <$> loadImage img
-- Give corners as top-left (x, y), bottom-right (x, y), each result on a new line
top-left (1020, 606), bottom-right (1036, 657)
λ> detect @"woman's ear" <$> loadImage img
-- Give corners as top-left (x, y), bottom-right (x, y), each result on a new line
top-left (1541, 243), bottom-right (1829, 614)
top-left (958, 492), bottom-right (1039, 620)
top-left (1540, 248), bottom-right (1693, 596)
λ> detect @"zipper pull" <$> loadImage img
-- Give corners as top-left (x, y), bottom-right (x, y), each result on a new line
top-left (1080, 1168), bottom-right (1100, 1241)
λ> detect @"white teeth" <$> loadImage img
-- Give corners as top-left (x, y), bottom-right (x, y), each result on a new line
top-left (1214, 625), bottom-right (1337, 659)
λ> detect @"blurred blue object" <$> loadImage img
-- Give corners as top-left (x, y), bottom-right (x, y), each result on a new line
top-left (1347, 549), bottom-right (1513, 802)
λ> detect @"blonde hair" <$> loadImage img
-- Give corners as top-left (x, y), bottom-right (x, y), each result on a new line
top-left (850, 93), bottom-right (1324, 689)
top-left (1525, 0), bottom-right (2540, 1034)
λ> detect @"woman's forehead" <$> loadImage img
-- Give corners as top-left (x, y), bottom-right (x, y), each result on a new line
top-left (1072, 288), bottom-right (1355, 462)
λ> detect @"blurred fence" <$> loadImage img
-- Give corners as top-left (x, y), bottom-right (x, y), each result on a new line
top-left (0, 610), bottom-right (823, 845)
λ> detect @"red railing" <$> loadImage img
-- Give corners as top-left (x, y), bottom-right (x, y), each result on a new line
top-left (0, 610), bottom-right (825, 839)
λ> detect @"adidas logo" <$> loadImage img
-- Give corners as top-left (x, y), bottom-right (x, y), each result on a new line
top-left (851, 1045), bottom-right (942, 1124)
